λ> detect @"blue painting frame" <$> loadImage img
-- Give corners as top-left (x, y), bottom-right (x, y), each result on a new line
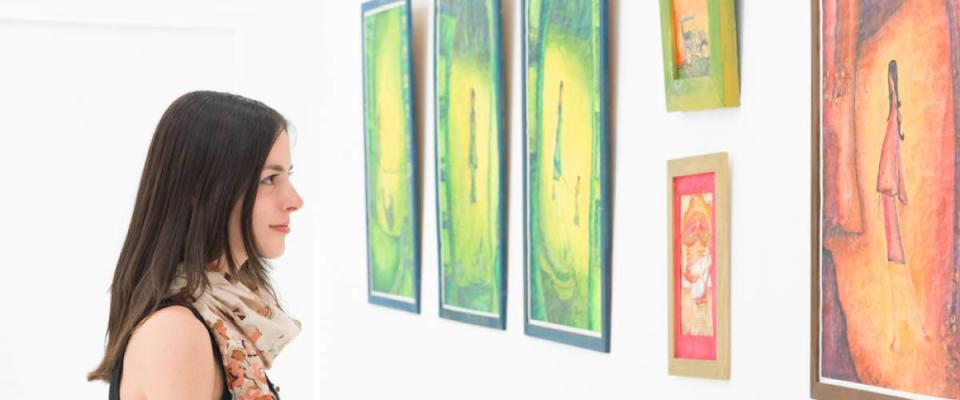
top-left (521, 0), bottom-right (612, 352)
top-left (433, 0), bottom-right (508, 330)
top-left (361, 0), bottom-right (421, 314)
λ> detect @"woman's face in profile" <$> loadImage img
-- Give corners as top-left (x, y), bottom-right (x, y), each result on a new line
top-left (229, 131), bottom-right (303, 261)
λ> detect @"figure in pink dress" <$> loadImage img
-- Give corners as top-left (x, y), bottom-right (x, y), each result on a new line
top-left (877, 59), bottom-right (907, 264)
top-left (877, 60), bottom-right (930, 350)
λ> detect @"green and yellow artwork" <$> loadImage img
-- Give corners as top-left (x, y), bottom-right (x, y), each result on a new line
top-left (523, 0), bottom-right (610, 351)
top-left (362, 0), bottom-right (419, 313)
top-left (435, 0), bottom-right (506, 328)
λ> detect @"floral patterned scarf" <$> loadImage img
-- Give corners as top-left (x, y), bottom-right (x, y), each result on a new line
top-left (169, 264), bottom-right (301, 400)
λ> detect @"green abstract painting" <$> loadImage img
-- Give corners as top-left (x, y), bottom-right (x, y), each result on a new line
top-left (362, 0), bottom-right (420, 313)
top-left (523, 0), bottom-right (610, 351)
top-left (435, 0), bottom-right (506, 328)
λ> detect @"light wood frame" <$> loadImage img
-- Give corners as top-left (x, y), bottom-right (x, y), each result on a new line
top-left (667, 152), bottom-right (731, 379)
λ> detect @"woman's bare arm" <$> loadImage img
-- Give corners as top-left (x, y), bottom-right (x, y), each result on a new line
top-left (120, 306), bottom-right (223, 400)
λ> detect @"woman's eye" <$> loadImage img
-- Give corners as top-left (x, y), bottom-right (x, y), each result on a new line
top-left (261, 175), bottom-right (275, 185)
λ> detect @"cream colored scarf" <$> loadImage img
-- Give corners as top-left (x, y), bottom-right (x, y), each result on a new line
top-left (169, 263), bottom-right (301, 399)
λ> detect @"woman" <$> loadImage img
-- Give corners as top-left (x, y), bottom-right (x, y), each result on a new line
top-left (87, 91), bottom-right (304, 399)
top-left (877, 59), bottom-right (930, 349)
top-left (878, 59), bottom-right (907, 265)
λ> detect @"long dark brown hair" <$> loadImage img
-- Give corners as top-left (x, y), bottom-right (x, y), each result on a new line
top-left (88, 91), bottom-right (287, 381)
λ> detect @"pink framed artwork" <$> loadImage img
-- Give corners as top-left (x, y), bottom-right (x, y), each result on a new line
top-left (667, 152), bottom-right (730, 379)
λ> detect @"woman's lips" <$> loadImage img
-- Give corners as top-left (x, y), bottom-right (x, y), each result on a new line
top-left (270, 225), bottom-right (290, 234)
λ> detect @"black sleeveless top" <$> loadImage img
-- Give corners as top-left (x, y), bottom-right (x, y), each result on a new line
top-left (109, 300), bottom-right (280, 399)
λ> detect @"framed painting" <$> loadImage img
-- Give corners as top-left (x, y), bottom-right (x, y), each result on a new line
top-left (522, 0), bottom-right (611, 352)
top-left (657, 0), bottom-right (740, 111)
top-left (667, 153), bottom-right (730, 380)
top-left (434, 0), bottom-right (507, 329)
top-left (812, 0), bottom-right (960, 398)
top-left (361, 0), bottom-right (420, 314)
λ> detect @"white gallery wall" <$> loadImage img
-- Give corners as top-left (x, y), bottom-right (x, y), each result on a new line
top-left (318, 0), bottom-right (811, 399)
top-left (0, 0), bottom-right (813, 399)
top-left (0, 0), bottom-right (322, 398)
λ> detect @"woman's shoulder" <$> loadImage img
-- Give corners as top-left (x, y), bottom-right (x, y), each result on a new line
top-left (131, 305), bottom-right (208, 346)
top-left (120, 305), bottom-right (222, 399)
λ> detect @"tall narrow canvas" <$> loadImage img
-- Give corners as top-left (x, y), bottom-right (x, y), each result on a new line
top-left (362, 0), bottom-right (420, 313)
top-left (522, 0), bottom-right (611, 352)
top-left (434, 0), bottom-right (507, 329)
top-left (675, 180), bottom-right (717, 358)
top-left (813, 0), bottom-right (960, 398)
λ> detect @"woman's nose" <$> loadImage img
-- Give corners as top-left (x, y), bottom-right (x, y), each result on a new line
top-left (287, 184), bottom-right (304, 212)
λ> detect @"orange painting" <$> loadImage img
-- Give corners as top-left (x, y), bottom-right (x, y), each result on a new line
top-left (672, 0), bottom-right (710, 78)
top-left (673, 172), bottom-right (718, 362)
top-left (820, 0), bottom-right (960, 397)
top-left (680, 193), bottom-right (715, 338)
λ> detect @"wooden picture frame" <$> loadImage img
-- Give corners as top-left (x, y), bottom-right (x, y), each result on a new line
top-left (361, 0), bottom-right (421, 314)
top-left (667, 152), bottom-right (730, 379)
top-left (657, 0), bottom-right (739, 111)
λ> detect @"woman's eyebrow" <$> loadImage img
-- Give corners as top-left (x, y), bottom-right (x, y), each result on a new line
top-left (263, 164), bottom-right (293, 173)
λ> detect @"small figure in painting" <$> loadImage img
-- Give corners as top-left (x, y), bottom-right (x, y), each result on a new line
top-left (681, 193), bottom-right (713, 336)
top-left (677, 11), bottom-right (710, 78)
top-left (469, 87), bottom-right (478, 204)
top-left (680, 15), bottom-right (708, 63)
top-left (381, 187), bottom-right (395, 232)
top-left (877, 59), bottom-right (907, 265)
top-left (552, 81), bottom-right (564, 201)
top-left (877, 59), bottom-right (930, 350)
top-left (574, 175), bottom-right (581, 226)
